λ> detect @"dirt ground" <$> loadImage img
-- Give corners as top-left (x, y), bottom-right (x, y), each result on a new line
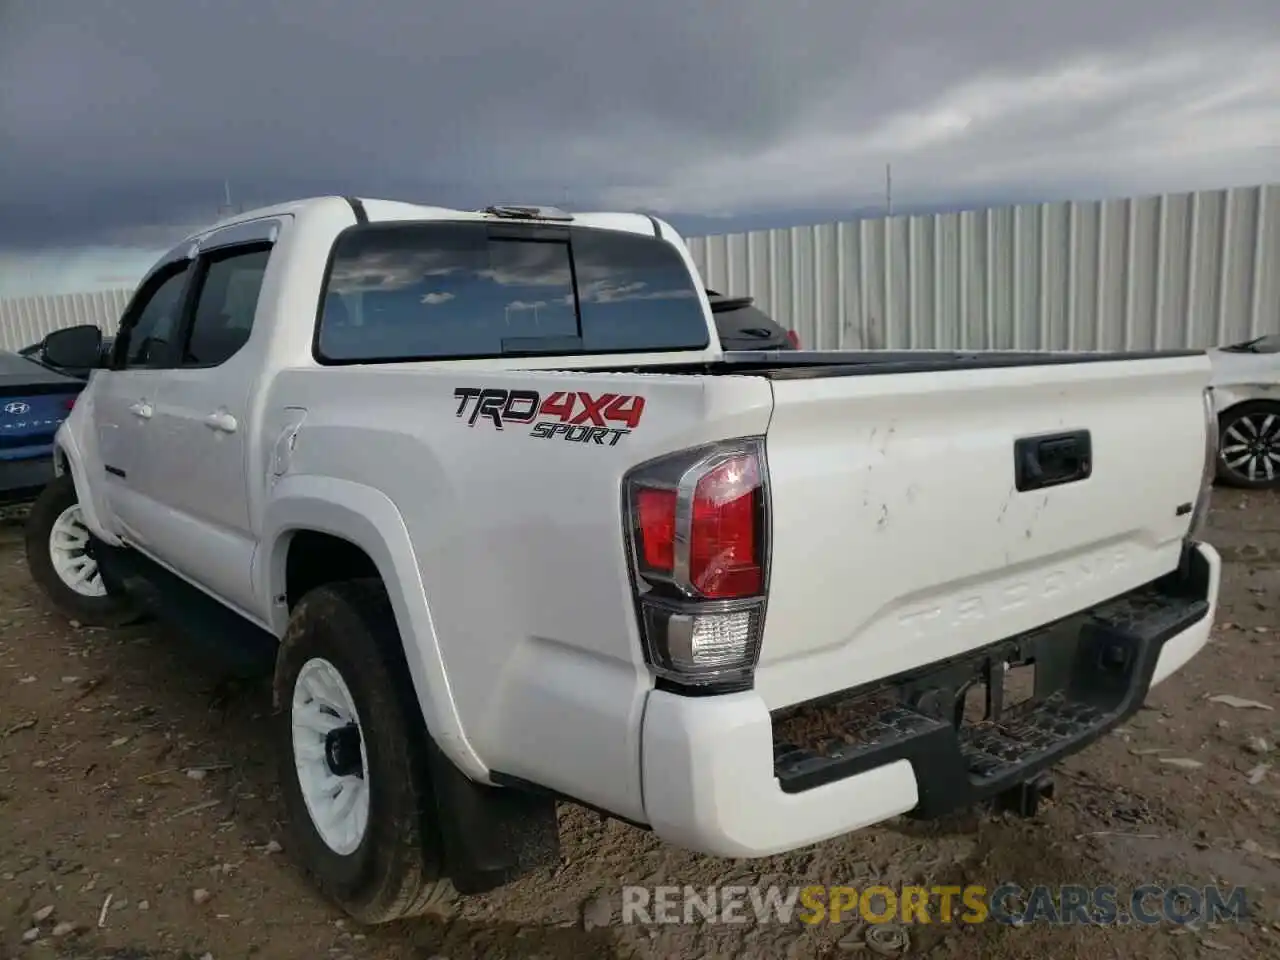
top-left (2, 490), bottom-right (1279, 960)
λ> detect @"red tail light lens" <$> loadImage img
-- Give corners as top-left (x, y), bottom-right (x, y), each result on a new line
top-left (689, 455), bottom-right (761, 598)
top-left (629, 442), bottom-right (767, 601)
top-left (786, 330), bottom-right (800, 349)
top-left (635, 487), bottom-right (677, 573)
top-left (63, 395), bottom-right (79, 412)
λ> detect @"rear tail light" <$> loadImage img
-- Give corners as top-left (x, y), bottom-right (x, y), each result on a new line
top-left (786, 330), bottom-right (800, 349)
top-left (63, 395), bottom-right (79, 412)
top-left (623, 438), bottom-right (770, 692)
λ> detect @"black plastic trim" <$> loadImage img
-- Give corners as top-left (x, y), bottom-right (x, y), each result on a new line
top-left (646, 215), bottom-right (663, 238)
top-left (104, 465), bottom-right (127, 479)
top-left (343, 197), bottom-right (368, 224)
top-left (1014, 429), bottom-right (1092, 492)
top-left (489, 771), bottom-right (652, 831)
top-left (564, 348), bottom-right (1205, 380)
top-left (655, 675), bottom-right (754, 697)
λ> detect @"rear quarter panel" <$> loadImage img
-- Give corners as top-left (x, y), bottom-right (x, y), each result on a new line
top-left (263, 365), bottom-right (772, 819)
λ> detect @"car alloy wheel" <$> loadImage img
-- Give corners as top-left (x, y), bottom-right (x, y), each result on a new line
top-left (1220, 407), bottom-right (1280, 486)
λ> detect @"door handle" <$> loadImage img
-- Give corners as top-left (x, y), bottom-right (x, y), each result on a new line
top-left (128, 401), bottom-right (153, 420)
top-left (204, 411), bottom-right (238, 434)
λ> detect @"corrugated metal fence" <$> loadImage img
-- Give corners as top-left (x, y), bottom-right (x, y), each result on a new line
top-left (688, 182), bottom-right (1280, 351)
top-left (2, 182), bottom-right (1278, 354)
top-left (0, 288), bottom-right (127, 353)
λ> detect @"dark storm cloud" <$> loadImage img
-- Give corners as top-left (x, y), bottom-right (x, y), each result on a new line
top-left (1, 0), bottom-right (1278, 250)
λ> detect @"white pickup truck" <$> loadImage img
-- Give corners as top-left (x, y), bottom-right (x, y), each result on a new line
top-left (28, 197), bottom-right (1221, 923)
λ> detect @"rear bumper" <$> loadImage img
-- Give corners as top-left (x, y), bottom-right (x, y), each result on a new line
top-left (0, 455), bottom-right (55, 505)
top-left (640, 540), bottom-right (1219, 859)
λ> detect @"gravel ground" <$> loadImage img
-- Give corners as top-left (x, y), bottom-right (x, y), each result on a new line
top-left (2, 489), bottom-right (1279, 960)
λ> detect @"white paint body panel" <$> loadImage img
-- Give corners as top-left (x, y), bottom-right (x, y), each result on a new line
top-left (757, 354), bottom-right (1210, 710)
top-left (643, 543), bottom-right (1220, 858)
top-left (53, 196), bottom-right (1221, 858)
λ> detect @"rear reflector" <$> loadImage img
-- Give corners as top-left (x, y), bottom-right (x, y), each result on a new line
top-left (635, 487), bottom-right (677, 572)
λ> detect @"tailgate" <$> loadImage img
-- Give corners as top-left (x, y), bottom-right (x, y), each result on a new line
top-left (756, 353), bottom-right (1211, 710)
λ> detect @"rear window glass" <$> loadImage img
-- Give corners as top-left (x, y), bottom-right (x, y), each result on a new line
top-left (715, 304), bottom-right (786, 339)
top-left (316, 222), bottom-right (708, 361)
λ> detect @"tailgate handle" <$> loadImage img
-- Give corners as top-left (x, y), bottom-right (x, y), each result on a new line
top-left (1015, 430), bottom-right (1092, 491)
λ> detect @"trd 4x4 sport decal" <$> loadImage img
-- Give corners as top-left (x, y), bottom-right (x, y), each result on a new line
top-left (453, 388), bottom-right (645, 446)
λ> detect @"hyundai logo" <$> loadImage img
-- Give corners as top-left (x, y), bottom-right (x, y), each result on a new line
top-left (3, 402), bottom-right (30, 415)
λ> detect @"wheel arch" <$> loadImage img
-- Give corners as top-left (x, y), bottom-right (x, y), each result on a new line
top-left (51, 426), bottom-right (122, 547)
top-left (259, 474), bottom-right (486, 781)
top-left (1213, 383), bottom-right (1280, 417)
top-left (1215, 394), bottom-right (1280, 438)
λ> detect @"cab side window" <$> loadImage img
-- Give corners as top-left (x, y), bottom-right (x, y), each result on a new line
top-left (119, 264), bottom-right (192, 369)
top-left (182, 245), bottom-right (272, 367)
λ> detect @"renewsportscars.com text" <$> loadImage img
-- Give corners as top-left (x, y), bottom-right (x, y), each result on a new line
top-left (619, 883), bottom-right (1249, 927)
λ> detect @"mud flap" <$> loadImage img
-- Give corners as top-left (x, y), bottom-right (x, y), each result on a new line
top-left (425, 739), bottom-right (561, 895)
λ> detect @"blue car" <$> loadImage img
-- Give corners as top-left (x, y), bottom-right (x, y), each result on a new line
top-left (0, 338), bottom-right (97, 505)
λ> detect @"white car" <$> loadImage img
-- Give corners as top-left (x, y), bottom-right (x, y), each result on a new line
top-left (25, 196), bottom-right (1221, 924)
top-left (1209, 334), bottom-right (1280, 489)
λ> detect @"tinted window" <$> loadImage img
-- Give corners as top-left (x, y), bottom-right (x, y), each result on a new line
top-left (572, 230), bottom-right (706, 352)
top-left (317, 222), bottom-right (708, 361)
top-left (715, 305), bottom-right (791, 348)
top-left (184, 246), bottom-right (271, 366)
top-left (123, 265), bottom-right (191, 368)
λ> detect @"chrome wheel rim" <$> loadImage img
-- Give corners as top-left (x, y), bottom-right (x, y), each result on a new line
top-left (48, 504), bottom-right (107, 598)
top-left (291, 657), bottom-right (370, 856)
top-left (1221, 411), bottom-right (1280, 483)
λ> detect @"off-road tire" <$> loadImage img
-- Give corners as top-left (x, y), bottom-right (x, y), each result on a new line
top-left (273, 578), bottom-right (454, 924)
top-left (24, 474), bottom-right (141, 627)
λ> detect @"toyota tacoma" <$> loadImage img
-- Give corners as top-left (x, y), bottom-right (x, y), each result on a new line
top-left (27, 196), bottom-right (1221, 923)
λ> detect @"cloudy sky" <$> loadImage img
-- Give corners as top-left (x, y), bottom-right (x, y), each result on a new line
top-left (2, 0), bottom-right (1279, 295)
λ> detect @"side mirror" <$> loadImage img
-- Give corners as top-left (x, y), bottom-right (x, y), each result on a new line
top-left (43, 324), bottom-right (104, 370)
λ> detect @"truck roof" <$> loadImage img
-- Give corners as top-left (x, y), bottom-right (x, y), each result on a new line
top-left (178, 196), bottom-right (670, 246)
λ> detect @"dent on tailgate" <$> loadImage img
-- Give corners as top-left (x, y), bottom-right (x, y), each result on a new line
top-left (753, 355), bottom-right (1210, 710)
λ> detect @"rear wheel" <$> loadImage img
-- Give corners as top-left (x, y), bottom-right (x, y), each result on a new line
top-left (1217, 401), bottom-right (1280, 490)
top-left (273, 579), bottom-right (454, 923)
top-left (24, 474), bottom-right (141, 627)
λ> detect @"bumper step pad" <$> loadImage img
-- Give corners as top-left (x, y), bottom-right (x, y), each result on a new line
top-left (771, 560), bottom-right (1211, 817)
